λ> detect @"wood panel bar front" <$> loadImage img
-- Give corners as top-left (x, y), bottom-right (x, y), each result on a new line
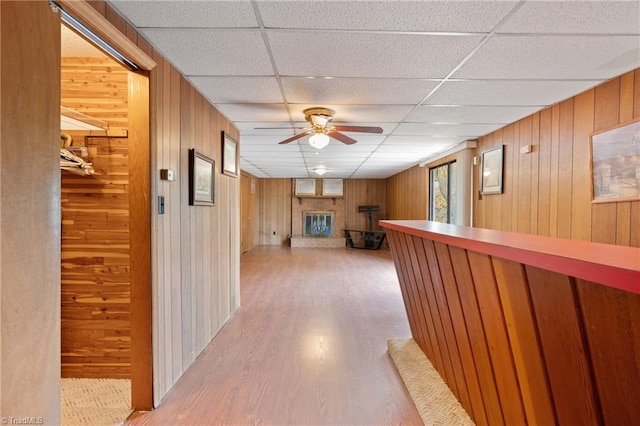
top-left (382, 220), bottom-right (640, 426)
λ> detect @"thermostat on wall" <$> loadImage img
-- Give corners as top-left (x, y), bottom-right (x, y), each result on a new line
top-left (160, 169), bottom-right (176, 181)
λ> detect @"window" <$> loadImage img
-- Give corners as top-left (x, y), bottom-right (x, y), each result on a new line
top-left (429, 161), bottom-right (457, 224)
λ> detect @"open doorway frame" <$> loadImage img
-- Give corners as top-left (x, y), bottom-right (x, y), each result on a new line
top-left (58, 0), bottom-right (155, 410)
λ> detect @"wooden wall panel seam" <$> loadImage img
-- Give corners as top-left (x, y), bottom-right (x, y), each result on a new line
top-left (526, 267), bottom-right (600, 425)
top-left (569, 279), bottom-right (605, 425)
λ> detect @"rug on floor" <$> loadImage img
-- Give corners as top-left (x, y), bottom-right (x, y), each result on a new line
top-left (61, 378), bottom-right (132, 426)
top-left (388, 338), bottom-right (475, 426)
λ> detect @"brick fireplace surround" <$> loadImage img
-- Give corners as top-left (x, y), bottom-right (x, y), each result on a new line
top-left (290, 196), bottom-right (346, 248)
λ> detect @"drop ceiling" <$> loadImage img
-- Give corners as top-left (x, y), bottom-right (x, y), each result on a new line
top-left (107, 0), bottom-right (640, 179)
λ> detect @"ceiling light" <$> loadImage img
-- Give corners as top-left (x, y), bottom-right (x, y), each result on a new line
top-left (313, 166), bottom-right (327, 176)
top-left (309, 133), bottom-right (330, 150)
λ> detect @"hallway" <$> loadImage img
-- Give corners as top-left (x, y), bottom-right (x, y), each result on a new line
top-left (128, 246), bottom-right (421, 425)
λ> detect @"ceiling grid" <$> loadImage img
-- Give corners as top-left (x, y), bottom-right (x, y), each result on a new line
top-left (108, 0), bottom-right (640, 178)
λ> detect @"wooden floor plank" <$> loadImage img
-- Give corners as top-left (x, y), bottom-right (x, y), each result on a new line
top-left (127, 247), bottom-right (422, 425)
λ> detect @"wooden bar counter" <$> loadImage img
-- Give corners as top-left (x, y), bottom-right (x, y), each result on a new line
top-left (380, 220), bottom-right (640, 426)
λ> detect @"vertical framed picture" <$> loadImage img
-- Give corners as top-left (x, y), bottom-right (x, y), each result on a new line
top-left (222, 131), bottom-right (238, 177)
top-left (188, 149), bottom-right (215, 206)
top-left (481, 145), bottom-right (504, 195)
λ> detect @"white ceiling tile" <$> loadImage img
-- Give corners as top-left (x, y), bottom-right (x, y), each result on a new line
top-left (405, 105), bottom-right (542, 124)
top-left (395, 123), bottom-right (504, 137)
top-left (240, 136), bottom-right (300, 147)
top-left (425, 80), bottom-right (602, 106)
top-left (305, 159), bottom-right (366, 166)
top-left (235, 122), bottom-right (295, 136)
top-left (281, 77), bottom-right (440, 105)
top-left (257, 1), bottom-right (518, 32)
top-left (139, 29), bottom-right (272, 75)
top-left (240, 152), bottom-right (302, 160)
top-left (215, 104), bottom-right (289, 122)
top-left (110, 0), bottom-right (258, 28)
top-left (498, 1), bottom-right (640, 34)
top-left (189, 77), bottom-right (282, 104)
top-left (456, 35), bottom-right (640, 80)
top-left (300, 145), bottom-right (377, 154)
top-left (384, 136), bottom-right (465, 146)
top-left (268, 31), bottom-right (483, 78)
top-left (375, 144), bottom-right (453, 154)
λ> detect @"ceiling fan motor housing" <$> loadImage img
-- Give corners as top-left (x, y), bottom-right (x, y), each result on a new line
top-left (303, 107), bottom-right (335, 127)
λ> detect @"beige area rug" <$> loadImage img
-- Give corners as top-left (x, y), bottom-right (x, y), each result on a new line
top-left (388, 339), bottom-right (475, 426)
top-left (61, 378), bottom-right (133, 426)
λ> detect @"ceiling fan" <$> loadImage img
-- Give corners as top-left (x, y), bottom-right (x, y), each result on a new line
top-left (264, 107), bottom-right (383, 146)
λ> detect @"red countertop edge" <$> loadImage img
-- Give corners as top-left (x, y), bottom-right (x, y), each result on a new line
top-left (380, 220), bottom-right (640, 296)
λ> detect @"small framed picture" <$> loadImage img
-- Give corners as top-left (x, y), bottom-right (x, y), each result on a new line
top-left (222, 131), bottom-right (238, 177)
top-left (481, 145), bottom-right (504, 195)
top-left (188, 149), bottom-right (215, 206)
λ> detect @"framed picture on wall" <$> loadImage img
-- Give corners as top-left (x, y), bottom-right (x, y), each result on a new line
top-left (189, 149), bottom-right (215, 206)
top-left (222, 131), bottom-right (238, 177)
top-left (590, 119), bottom-right (640, 203)
top-left (481, 145), bottom-right (504, 195)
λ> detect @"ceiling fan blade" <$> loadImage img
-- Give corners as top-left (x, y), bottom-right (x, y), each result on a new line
top-left (333, 125), bottom-right (383, 134)
top-left (278, 131), bottom-right (312, 145)
top-left (328, 131), bottom-right (357, 145)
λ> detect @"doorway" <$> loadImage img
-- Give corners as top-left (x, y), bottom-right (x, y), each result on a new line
top-left (59, 12), bottom-right (152, 420)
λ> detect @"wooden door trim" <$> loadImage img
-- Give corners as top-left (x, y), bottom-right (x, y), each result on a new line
top-left (57, 0), bottom-right (156, 71)
top-left (128, 71), bottom-right (153, 410)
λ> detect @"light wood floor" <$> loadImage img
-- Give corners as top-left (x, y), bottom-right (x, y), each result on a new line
top-left (128, 246), bottom-right (421, 425)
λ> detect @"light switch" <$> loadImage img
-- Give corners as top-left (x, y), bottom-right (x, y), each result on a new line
top-left (158, 196), bottom-right (165, 214)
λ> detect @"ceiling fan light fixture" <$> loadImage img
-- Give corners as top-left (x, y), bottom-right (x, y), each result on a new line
top-left (313, 166), bottom-right (327, 176)
top-left (309, 133), bottom-right (330, 149)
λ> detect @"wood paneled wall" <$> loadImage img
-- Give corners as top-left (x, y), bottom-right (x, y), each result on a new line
top-left (385, 223), bottom-right (640, 426)
top-left (257, 178), bottom-right (292, 245)
top-left (87, 1), bottom-right (241, 406)
top-left (345, 179), bottom-right (387, 230)
top-left (386, 166), bottom-right (428, 220)
top-left (61, 57), bottom-right (128, 130)
top-left (241, 171), bottom-right (259, 252)
top-left (61, 134), bottom-right (132, 378)
top-left (474, 70), bottom-right (640, 246)
top-left (0, 1), bottom-right (61, 420)
top-left (60, 57), bottom-right (132, 379)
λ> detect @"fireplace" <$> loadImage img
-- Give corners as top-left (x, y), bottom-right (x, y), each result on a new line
top-left (303, 211), bottom-right (334, 237)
